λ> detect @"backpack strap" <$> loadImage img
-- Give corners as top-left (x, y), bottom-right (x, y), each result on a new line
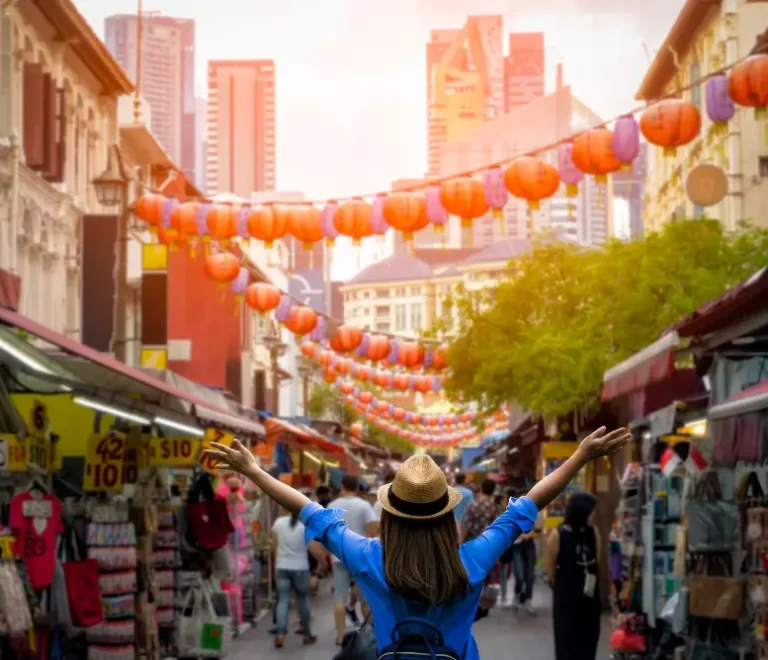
top-left (391, 596), bottom-right (469, 658)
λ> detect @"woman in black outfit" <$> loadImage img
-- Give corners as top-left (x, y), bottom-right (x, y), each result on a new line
top-left (544, 492), bottom-right (601, 660)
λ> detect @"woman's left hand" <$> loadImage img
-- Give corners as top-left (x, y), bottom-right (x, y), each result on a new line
top-left (202, 439), bottom-right (258, 477)
top-left (577, 427), bottom-right (631, 461)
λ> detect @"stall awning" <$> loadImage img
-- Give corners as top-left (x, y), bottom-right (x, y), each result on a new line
top-left (602, 332), bottom-right (679, 401)
top-left (709, 380), bottom-right (768, 420)
top-left (669, 267), bottom-right (768, 338)
top-left (0, 307), bottom-right (264, 436)
top-left (264, 417), bottom-right (346, 456)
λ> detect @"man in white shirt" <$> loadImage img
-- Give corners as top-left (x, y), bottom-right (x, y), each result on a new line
top-left (328, 474), bottom-right (376, 645)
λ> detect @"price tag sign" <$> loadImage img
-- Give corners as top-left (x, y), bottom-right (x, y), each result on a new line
top-left (0, 434), bottom-right (28, 472)
top-left (22, 499), bottom-right (52, 518)
top-left (197, 428), bottom-right (234, 474)
top-left (83, 432), bottom-right (126, 492)
top-left (27, 435), bottom-right (49, 472)
top-left (148, 437), bottom-right (201, 467)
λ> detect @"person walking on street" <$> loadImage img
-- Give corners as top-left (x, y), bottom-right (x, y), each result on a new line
top-left (509, 510), bottom-right (542, 615)
top-left (203, 426), bottom-right (629, 660)
top-left (327, 474), bottom-right (377, 645)
top-left (545, 492), bottom-right (602, 660)
top-left (271, 510), bottom-right (327, 648)
top-left (452, 473), bottom-right (474, 526)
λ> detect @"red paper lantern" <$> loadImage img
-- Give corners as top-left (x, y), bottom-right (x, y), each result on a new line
top-left (300, 341), bottom-right (316, 358)
top-left (286, 205), bottom-right (324, 250)
top-left (245, 283), bottom-right (281, 313)
top-left (359, 391), bottom-right (374, 405)
top-left (350, 422), bottom-right (363, 438)
top-left (247, 205), bottom-right (287, 248)
top-left (333, 199), bottom-right (374, 246)
top-left (134, 193), bottom-right (165, 229)
top-left (382, 193), bottom-right (428, 241)
top-left (332, 325), bottom-right (364, 354)
top-left (206, 204), bottom-right (238, 246)
top-left (204, 253), bottom-right (240, 284)
top-left (367, 335), bottom-right (390, 362)
top-left (398, 341), bottom-right (425, 368)
top-left (284, 306), bottom-right (318, 336)
top-left (439, 177), bottom-right (488, 229)
top-left (504, 157), bottom-right (561, 210)
top-left (392, 374), bottom-right (410, 391)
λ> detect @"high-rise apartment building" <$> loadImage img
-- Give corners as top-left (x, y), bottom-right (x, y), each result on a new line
top-left (504, 33), bottom-right (545, 112)
top-left (206, 60), bottom-right (275, 198)
top-left (194, 97), bottom-right (207, 193)
top-left (105, 13), bottom-right (196, 181)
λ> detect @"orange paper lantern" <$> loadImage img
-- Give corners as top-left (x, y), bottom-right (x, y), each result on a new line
top-left (439, 178), bottom-right (488, 228)
top-left (300, 341), bottom-right (316, 358)
top-left (286, 205), bottom-right (324, 250)
top-left (284, 306), bottom-right (318, 336)
top-left (504, 157), bottom-right (561, 210)
top-left (359, 391), bottom-right (374, 405)
top-left (332, 325), bottom-right (364, 354)
top-left (134, 193), bottom-right (165, 229)
top-left (335, 358), bottom-right (351, 376)
top-left (157, 226), bottom-right (186, 251)
top-left (170, 201), bottom-right (201, 255)
top-left (339, 381), bottom-right (355, 395)
top-left (245, 283), bottom-right (281, 313)
top-left (392, 408), bottom-right (406, 421)
top-left (367, 335), bottom-right (390, 362)
top-left (373, 370), bottom-right (390, 388)
top-left (382, 193), bottom-right (428, 241)
top-left (728, 54), bottom-right (768, 120)
top-left (432, 344), bottom-right (449, 371)
top-left (350, 422), bottom-right (363, 438)
top-left (247, 205), bottom-right (287, 248)
top-left (639, 99), bottom-right (701, 157)
top-left (204, 253), bottom-right (241, 284)
top-left (333, 199), bottom-right (374, 246)
top-left (375, 400), bottom-right (389, 414)
top-left (398, 341), bottom-right (425, 368)
top-left (206, 204), bottom-right (238, 246)
top-left (571, 129), bottom-right (621, 184)
top-left (392, 374), bottom-right (410, 391)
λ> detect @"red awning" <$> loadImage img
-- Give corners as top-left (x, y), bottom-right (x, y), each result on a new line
top-left (601, 332), bottom-right (679, 401)
top-left (668, 267), bottom-right (768, 338)
top-left (264, 417), bottom-right (346, 456)
top-left (0, 307), bottom-right (264, 436)
top-left (709, 380), bottom-right (768, 420)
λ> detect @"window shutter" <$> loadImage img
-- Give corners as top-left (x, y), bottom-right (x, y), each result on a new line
top-left (22, 62), bottom-right (45, 168)
top-left (42, 74), bottom-right (57, 179)
top-left (43, 87), bottom-right (66, 184)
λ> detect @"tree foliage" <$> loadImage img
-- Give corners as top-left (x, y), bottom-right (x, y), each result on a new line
top-left (307, 381), bottom-right (412, 453)
top-left (444, 220), bottom-right (768, 418)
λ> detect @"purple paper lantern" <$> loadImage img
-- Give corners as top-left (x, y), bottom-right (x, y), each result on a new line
top-left (370, 194), bottom-right (389, 237)
top-left (161, 197), bottom-right (178, 229)
top-left (236, 206), bottom-right (250, 239)
top-left (309, 315), bottom-right (326, 342)
top-left (423, 348), bottom-right (434, 369)
top-left (612, 115), bottom-right (640, 169)
top-left (404, 411), bottom-right (413, 424)
top-left (321, 201), bottom-right (339, 247)
top-left (274, 294), bottom-right (294, 323)
top-left (230, 267), bottom-right (249, 297)
top-left (425, 185), bottom-right (449, 233)
top-left (432, 376), bottom-right (441, 393)
top-left (706, 74), bottom-right (735, 130)
top-left (386, 340), bottom-right (399, 364)
top-left (482, 167), bottom-right (508, 225)
top-left (355, 333), bottom-right (370, 359)
top-left (557, 143), bottom-right (583, 197)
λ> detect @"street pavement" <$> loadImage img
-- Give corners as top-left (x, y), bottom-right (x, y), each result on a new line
top-left (228, 581), bottom-right (613, 659)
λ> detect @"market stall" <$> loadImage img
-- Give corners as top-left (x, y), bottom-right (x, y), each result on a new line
top-left (0, 309), bottom-right (267, 660)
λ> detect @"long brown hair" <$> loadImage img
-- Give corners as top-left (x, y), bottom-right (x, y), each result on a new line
top-left (380, 510), bottom-right (469, 605)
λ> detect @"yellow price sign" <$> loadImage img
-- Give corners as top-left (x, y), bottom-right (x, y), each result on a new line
top-left (0, 434), bottom-right (29, 472)
top-left (148, 436), bottom-right (201, 467)
top-left (83, 432), bottom-right (126, 492)
top-left (122, 429), bottom-right (145, 486)
top-left (197, 428), bottom-right (234, 474)
top-left (0, 536), bottom-right (15, 558)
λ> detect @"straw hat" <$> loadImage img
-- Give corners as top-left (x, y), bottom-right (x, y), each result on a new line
top-left (376, 454), bottom-right (462, 520)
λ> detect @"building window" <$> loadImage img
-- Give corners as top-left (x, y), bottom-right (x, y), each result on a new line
top-left (409, 303), bottom-right (422, 330)
top-left (375, 305), bottom-right (390, 318)
top-left (759, 156), bottom-right (768, 178)
top-left (690, 60), bottom-right (701, 112)
top-left (411, 286), bottom-right (421, 296)
top-left (375, 322), bottom-right (390, 332)
top-left (375, 288), bottom-right (388, 298)
top-left (395, 304), bottom-right (407, 331)
top-left (395, 287), bottom-right (406, 297)
top-left (363, 291), bottom-right (370, 299)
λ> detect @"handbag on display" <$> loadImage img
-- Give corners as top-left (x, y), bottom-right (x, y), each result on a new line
top-left (177, 587), bottom-right (230, 658)
top-left (185, 475), bottom-right (234, 551)
top-left (61, 528), bottom-right (103, 628)
top-left (687, 470), bottom-right (740, 552)
top-left (688, 557), bottom-right (744, 620)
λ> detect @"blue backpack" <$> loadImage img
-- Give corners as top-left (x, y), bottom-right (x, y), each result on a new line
top-left (377, 598), bottom-right (467, 660)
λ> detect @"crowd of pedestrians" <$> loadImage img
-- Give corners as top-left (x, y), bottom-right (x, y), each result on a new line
top-left (250, 439), bottom-right (617, 659)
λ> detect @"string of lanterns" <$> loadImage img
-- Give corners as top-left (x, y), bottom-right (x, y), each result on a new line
top-left (133, 54), bottom-right (767, 248)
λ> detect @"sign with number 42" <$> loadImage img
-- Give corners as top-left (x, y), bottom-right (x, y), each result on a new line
top-left (84, 432), bottom-right (126, 493)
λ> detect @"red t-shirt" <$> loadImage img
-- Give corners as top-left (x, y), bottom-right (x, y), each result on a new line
top-left (10, 492), bottom-right (64, 589)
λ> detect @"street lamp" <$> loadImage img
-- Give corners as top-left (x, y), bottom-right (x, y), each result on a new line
top-left (92, 143), bottom-right (131, 363)
top-left (262, 326), bottom-right (287, 416)
top-left (297, 357), bottom-right (314, 416)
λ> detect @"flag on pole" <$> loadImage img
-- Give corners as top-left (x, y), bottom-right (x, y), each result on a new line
top-left (685, 446), bottom-right (708, 475)
top-left (660, 447), bottom-right (682, 476)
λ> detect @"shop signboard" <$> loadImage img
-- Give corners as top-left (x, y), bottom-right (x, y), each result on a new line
top-left (27, 398), bottom-right (51, 471)
top-left (0, 433), bottom-right (28, 472)
top-left (197, 428), bottom-right (235, 474)
top-left (122, 428), bottom-right (145, 486)
top-left (147, 436), bottom-right (201, 467)
top-left (83, 431), bottom-right (126, 492)
top-left (0, 535), bottom-right (14, 558)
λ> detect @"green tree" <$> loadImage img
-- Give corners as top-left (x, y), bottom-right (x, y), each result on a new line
top-left (307, 381), bottom-right (412, 453)
top-left (445, 219), bottom-right (768, 418)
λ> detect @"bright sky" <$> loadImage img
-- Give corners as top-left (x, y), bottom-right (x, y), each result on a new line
top-left (77, 0), bottom-right (683, 276)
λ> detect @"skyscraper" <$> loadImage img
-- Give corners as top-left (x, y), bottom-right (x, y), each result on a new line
top-left (194, 97), bottom-right (207, 193)
top-left (504, 33), bottom-right (545, 112)
top-left (105, 13), bottom-right (196, 182)
top-left (206, 60), bottom-right (275, 198)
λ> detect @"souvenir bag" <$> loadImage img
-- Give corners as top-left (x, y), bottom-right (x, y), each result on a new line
top-left (738, 470), bottom-right (768, 544)
top-left (688, 556), bottom-right (744, 620)
top-left (185, 475), bottom-right (234, 551)
top-left (177, 586), bottom-right (230, 658)
top-left (687, 470), bottom-right (740, 553)
top-left (61, 528), bottom-right (103, 627)
top-left (0, 562), bottom-right (33, 635)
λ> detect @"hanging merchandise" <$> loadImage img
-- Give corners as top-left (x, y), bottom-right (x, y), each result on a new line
top-left (185, 474), bottom-right (234, 551)
top-left (0, 560), bottom-right (33, 636)
top-left (61, 528), bottom-right (103, 628)
top-left (177, 587), bottom-right (230, 658)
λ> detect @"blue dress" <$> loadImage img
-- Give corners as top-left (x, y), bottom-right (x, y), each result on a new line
top-left (299, 496), bottom-right (539, 659)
